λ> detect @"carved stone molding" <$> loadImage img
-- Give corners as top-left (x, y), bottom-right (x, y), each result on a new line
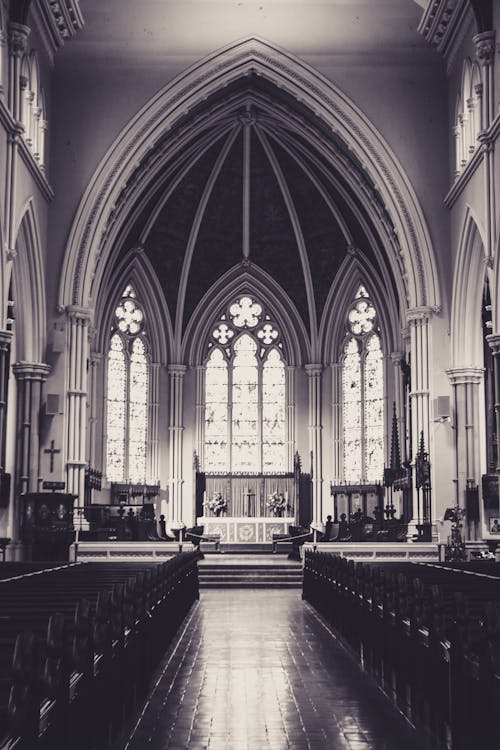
top-left (8, 23), bottom-right (30, 57)
top-left (446, 367), bottom-right (484, 385)
top-left (417, 0), bottom-right (473, 71)
top-left (473, 30), bottom-right (496, 66)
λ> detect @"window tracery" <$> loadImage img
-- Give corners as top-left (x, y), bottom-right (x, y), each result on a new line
top-left (105, 285), bottom-right (149, 483)
top-left (342, 285), bottom-right (384, 483)
top-left (204, 294), bottom-right (287, 473)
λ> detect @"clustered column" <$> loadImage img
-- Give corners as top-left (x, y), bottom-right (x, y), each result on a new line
top-left (66, 306), bottom-right (91, 504)
top-left (486, 334), bottom-right (500, 473)
top-left (0, 331), bottom-right (12, 473)
top-left (446, 367), bottom-right (484, 516)
top-left (406, 307), bottom-right (433, 531)
top-left (148, 362), bottom-right (160, 484)
top-left (474, 30), bottom-right (496, 259)
top-left (168, 364), bottom-right (186, 522)
top-left (305, 364), bottom-right (323, 524)
top-left (12, 362), bottom-right (50, 538)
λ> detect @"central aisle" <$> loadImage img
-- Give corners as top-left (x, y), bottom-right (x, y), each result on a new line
top-left (123, 590), bottom-right (426, 750)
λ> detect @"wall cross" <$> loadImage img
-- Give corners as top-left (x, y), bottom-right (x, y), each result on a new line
top-left (44, 440), bottom-right (60, 473)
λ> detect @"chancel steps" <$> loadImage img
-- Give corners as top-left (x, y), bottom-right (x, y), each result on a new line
top-left (198, 554), bottom-right (302, 589)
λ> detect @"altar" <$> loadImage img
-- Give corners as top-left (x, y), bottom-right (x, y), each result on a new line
top-left (197, 516), bottom-right (293, 544)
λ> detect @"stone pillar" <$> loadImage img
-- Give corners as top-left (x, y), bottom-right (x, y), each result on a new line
top-left (286, 365), bottom-right (296, 471)
top-left (195, 365), bottom-right (204, 462)
top-left (391, 351), bottom-right (405, 456)
top-left (7, 23), bottom-right (29, 121)
top-left (65, 307), bottom-right (91, 505)
top-left (446, 368), bottom-right (484, 525)
top-left (148, 362), bottom-right (160, 483)
top-left (406, 307), bottom-right (433, 535)
top-left (168, 364), bottom-right (186, 522)
top-left (486, 335), bottom-right (500, 472)
top-left (474, 31), bottom-right (496, 259)
top-left (331, 362), bottom-right (342, 483)
top-left (305, 364), bottom-right (323, 524)
top-left (12, 362), bottom-right (50, 539)
top-left (87, 352), bottom-right (102, 470)
top-left (0, 331), bottom-right (12, 472)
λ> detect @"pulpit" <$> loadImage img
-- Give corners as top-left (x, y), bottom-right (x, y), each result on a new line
top-left (21, 492), bottom-right (76, 561)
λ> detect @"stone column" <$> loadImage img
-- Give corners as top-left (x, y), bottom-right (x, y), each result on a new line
top-left (7, 23), bottom-right (29, 121)
top-left (486, 334), bottom-right (500, 472)
top-left (474, 31), bottom-right (496, 259)
top-left (446, 368), bottom-right (484, 523)
top-left (0, 331), bottom-right (12, 472)
top-left (87, 352), bottom-right (102, 470)
top-left (65, 307), bottom-right (91, 505)
top-left (286, 365), bottom-right (296, 471)
top-left (305, 364), bottom-right (323, 524)
top-left (168, 364), bottom-right (186, 522)
top-left (331, 362), bottom-right (342, 483)
top-left (406, 307), bottom-right (433, 535)
top-left (195, 365), bottom-right (204, 462)
top-left (12, 362), bottom-right (50, 540)
top-left (148, 362), bottom-right (160, 483)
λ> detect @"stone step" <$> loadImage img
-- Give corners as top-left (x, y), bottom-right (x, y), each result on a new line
top-left (198, 559), bottom-right (303, 588)
top-left (200, 581), bottom-right (302, 589)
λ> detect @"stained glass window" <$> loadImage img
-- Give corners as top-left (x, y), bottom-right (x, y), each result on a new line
top-left (105, 286), bottom-right (149, 483)
top-left (342, 286), bottom-right (384, 483)
top-left (204, 294), bottom-right (287, 473)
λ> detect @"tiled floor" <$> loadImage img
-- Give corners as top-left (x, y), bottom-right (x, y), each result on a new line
top-left (123, 590), bottom-right (425, 750)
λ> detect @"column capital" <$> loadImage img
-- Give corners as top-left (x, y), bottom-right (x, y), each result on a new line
top-left (167, 364), bottom-right (187, 377)
top-left (0, 330), bottom-right (13, 347)
top-left (406, 306), bottom-right (439, 324)
top-left (305, 363), bottom-right (322, 376)
top-left (391, 351), bottom-right (404, 365)
top-left (8, 23), bottom-right (30, 57)
top-left (486, 334), bottom-right (500, 355)
top-left (446, 367), bottom-right (484, 386)
top-left (473, 30), bottom-right (496, 66)
top-left (67, 305), bottom-right (93, 323)
top-left (12, 362), bottom-right (51, 381)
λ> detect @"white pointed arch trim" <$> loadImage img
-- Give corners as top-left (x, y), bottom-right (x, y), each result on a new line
top-left (320, 253), bottom-right (397, 363)
top-left (450, 206), bottom-right (488, 367)
top-left (11, 200), bottom-right (46, 362)
top-left (182, 264), bottom-right (310, 367)
top-left (95, 248), bottom-right (173, 364)
top-left (59, 37), bottom-right (439, 314)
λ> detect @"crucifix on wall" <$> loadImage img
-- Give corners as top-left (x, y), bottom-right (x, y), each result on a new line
top-left (44, 440), bottom-right (60, 473)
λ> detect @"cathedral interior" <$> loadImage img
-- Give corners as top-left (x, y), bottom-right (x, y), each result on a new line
top-left (0, 1), bottom-right (499, 748)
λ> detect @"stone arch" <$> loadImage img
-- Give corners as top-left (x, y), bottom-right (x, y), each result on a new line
top-left (11, 200), bottom-right (46, 362)
top-left (59, 37), bottom-right (440, 319)
top-left (182, 263), bottom-right (310, 367)
top-left (450, 206), bottom-right (487, 367)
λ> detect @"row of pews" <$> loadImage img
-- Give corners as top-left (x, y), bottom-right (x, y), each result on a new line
top-left (0, 553), bottom-right (200, 750)
top-left (303, 552), bottom-right (500, 750)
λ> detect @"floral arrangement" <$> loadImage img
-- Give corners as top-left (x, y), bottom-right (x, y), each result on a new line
top-left (204, 492), bottom-right (227, 516)
top-left (267, 492), bottom-right (290, 517)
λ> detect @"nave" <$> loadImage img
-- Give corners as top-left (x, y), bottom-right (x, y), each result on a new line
top-left (119, 589), bottom-right (425, 750)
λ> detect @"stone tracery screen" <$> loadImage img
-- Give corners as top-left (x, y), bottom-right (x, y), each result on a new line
top-left (204, 295), bottom-right (288, 474)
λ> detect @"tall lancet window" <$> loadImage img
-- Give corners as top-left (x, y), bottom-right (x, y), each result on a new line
top-left (342, 285), bottom-right (384, 482)
top-left (106, 285), bottom-right (149, 483)
top-left (204, 295), bottom-right (287, 473)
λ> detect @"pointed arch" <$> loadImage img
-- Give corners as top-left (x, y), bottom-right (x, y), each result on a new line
top-left (450, 207), bottom-right (487, 367)
top-left (182, 263), bottom-right (310, 366)
top-left (320, 252), bottom-right (397, 363)
top-left (95, 248), bottom-right (173, 364)
top-left (11, 200), bottom-right (46, 362)
top-left (59, 37), bottom-right (439, 318)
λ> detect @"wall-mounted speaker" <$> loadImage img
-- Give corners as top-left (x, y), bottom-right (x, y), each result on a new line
top-left (45, 394), bottom-right (60, 416)
top-left (51, 328), bottom-right (66, 353)
top-left (433, 396), bottom-right (450, 422)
